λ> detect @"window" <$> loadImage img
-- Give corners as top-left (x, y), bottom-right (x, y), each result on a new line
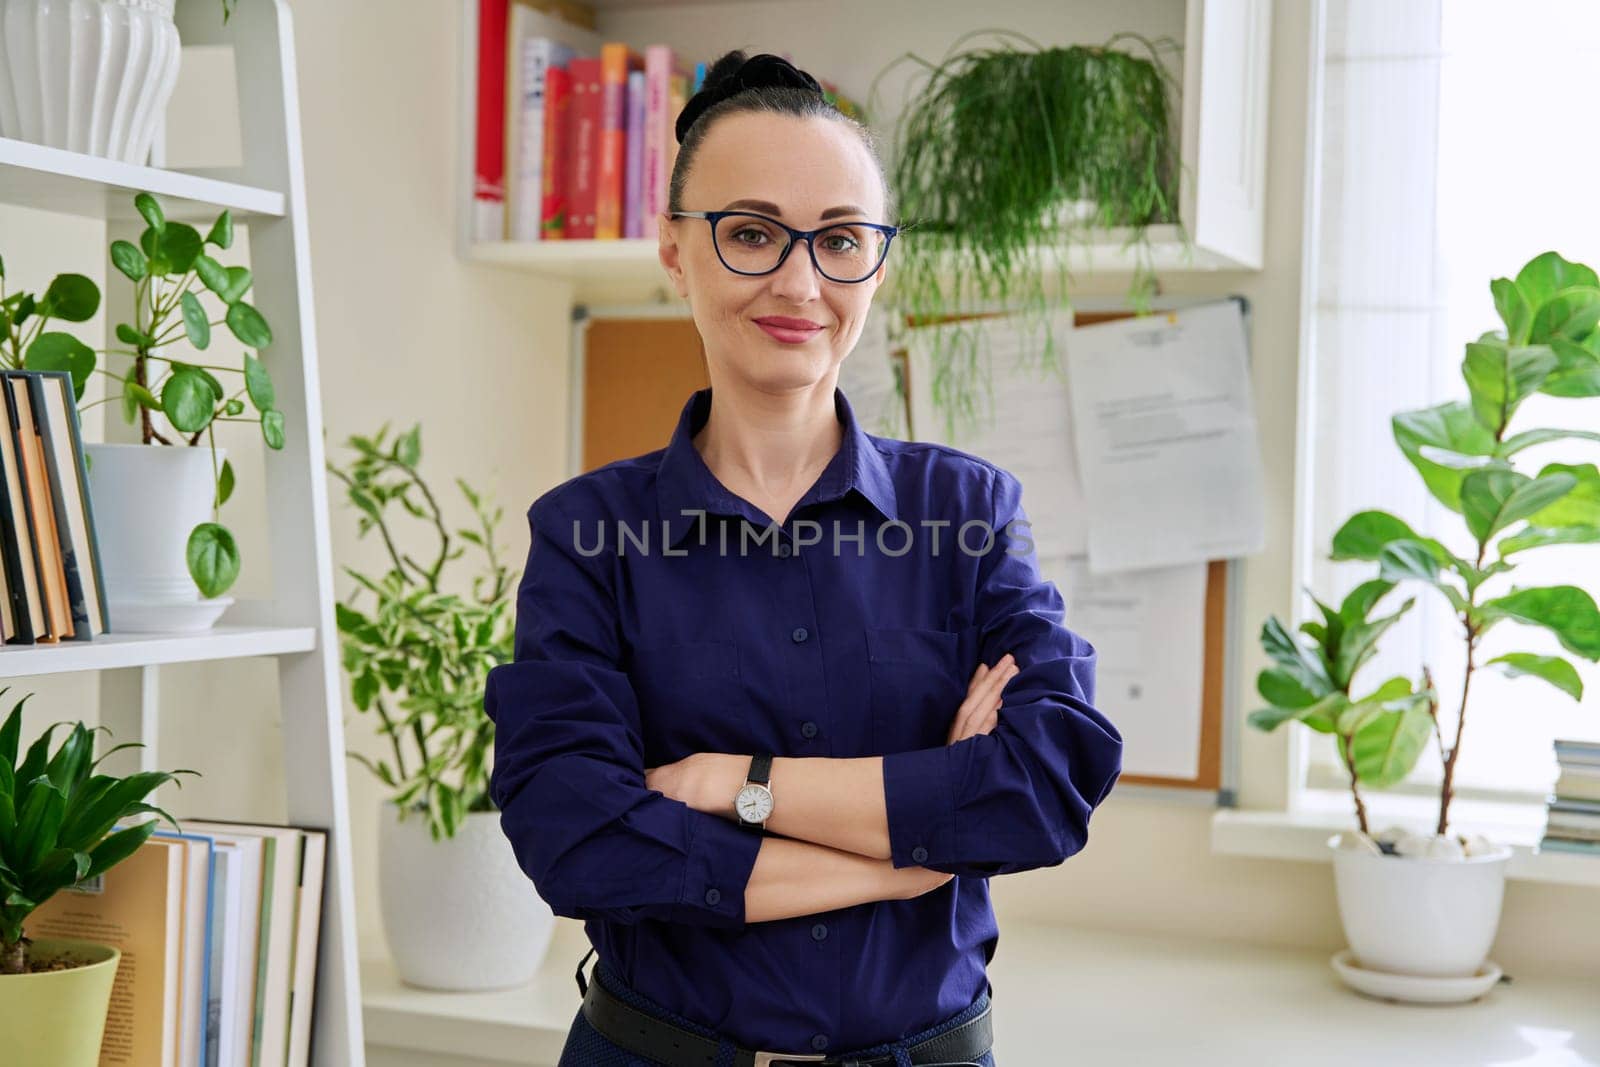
top-left (1300, 0), bottom-right (1600, 805)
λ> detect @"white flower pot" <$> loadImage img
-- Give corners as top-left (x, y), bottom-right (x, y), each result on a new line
top-left (0, 0), bottom-right (182, 164)
top-left (377, 802), bottom-right (556, 992)
top-left (1328, 832), bottom-right (1512, 977)
top-left (83, 442), bottom-right (231, 631)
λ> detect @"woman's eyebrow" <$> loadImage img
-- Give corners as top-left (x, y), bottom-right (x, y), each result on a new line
top-left (722, 198), bottom-right (868, 221)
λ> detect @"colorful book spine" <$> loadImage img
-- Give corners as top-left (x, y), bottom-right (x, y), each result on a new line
top-left (565, 57), bottom-right (603, 239)
top-left (595, 43), bottom-right (642, 240)
top-left (472, 0), bottom-right (510, 242)
top-left (641, 46), bottom-right (675, 239)
top-left (623, 69), bottom-right (646, 238)
top-left (540, 63), bottom-right (573, 239)
top-left (508, 37), bottom-right (577, 241)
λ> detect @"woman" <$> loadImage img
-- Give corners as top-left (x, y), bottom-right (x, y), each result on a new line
top-left (483, 49), bottom-right (1124, 1067)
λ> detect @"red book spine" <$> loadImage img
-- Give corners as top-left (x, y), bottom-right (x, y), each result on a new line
top-left (541, 64), bottom-right (572, 240)
top-left (565, 57), bottom-right (603, 240)
top-left (472, 0), bottom-right (509, 242)
top-left (595, 43), bottom-right (637, 240)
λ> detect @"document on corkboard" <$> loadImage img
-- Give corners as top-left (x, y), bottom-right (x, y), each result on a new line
top-left (28, 835), bottom-right (185, 1066)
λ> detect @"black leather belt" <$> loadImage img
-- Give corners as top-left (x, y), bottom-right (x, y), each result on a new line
top-left (576, 952), bottom-right (993, 1067)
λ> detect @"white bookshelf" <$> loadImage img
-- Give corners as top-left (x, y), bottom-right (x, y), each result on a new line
top-left (454, 0), bottom-right (1272, 302)
top-left (0, 1), bottom-right (365, 1063)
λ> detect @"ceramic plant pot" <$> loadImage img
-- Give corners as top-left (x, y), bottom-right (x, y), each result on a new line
top-left (0, 938), bottom-right (122, 1067)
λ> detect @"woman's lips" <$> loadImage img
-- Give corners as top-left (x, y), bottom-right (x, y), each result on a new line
top-left (754, 318), bottom-right (824, 344)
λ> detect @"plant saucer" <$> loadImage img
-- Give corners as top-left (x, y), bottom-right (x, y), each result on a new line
top-left (108, 596), bottom-right (234, 634)
top-left (1331, 949), bottom-right (1504, 1004)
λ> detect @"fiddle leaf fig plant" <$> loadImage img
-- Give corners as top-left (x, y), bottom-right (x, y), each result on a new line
top-left (0, 688), bottom-right (199, 975)
top-left (1252, 251), bottom-right (1600, 841)
top-left (1, 190), bottom-right (286, 600)
top-left (327, 423), bottom-right (514, 841)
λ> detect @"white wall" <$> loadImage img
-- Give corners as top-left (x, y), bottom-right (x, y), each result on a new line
top-left (2, 0), bottom-right (1593, 1010)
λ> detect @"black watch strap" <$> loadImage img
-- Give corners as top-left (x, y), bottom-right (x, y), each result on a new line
top-left (747, 753), bottom-right (772, 786)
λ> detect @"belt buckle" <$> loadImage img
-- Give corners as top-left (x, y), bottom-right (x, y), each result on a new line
top-left (752, 1053), bottom-right (829, 1066)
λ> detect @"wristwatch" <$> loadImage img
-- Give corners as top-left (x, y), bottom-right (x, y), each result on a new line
top-left (734, 754), bottom-right (775, 831)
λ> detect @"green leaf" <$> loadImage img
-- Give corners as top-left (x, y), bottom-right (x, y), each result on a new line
top-left (194, 253), bottom-right (228, 295)
top-left (161, 370), bottom-right (215, 433)
top-left (1461, 339), bottom-right (1557, 432)
top-left (223, 398), bottom-right (244, 416)
top-left (243, 353), bottom-right (274, 411)
top-left (1331, 596), bottom-right (1415, 689)
top-left (1259, 615), bottom-right (1334, 695)
top-left (179, 292), bottom-right (210, 350)
top-left (1348, 698), bottom-right (1434, 788)
top-left (41, 274), bottom-right (100, 323)
top-left (396, 426), bottom-right (421, 467)
top-left (261, 409), bottom-right (285, 450)
top-left (1478, 586), bottom-right (1600, 660)
top-left (24, 333), bottom-right (96, 399)
top-left (1459, 468), bottom-right (1577, 543)
top-left (1491, 277), bottom-right (1533, 343)
top-left (1522, 463), bottom-right (1600, 528)
top-left (352, 671), bottom-right (379, 710)
top-left (110, 240), bottom-right (148, 283)
top-left (1330, 511), bottom-right (1456, 566)
top-left (1529, 287), bottom-right (1600, 344)
top-left (215, 459), bottom-right (235, 508)
top-left (1257, 668), bottom-right (1319, 709)
top-left (14, 776), bottom-right (67, 871)
top-left (186, 522), bottom-right (239, 598)
top-left (1485, 653), bottom-right (1583, 700)
top-left (1513, 252), bottom-right (1600, 319)
top-left (1499, 425), bottom-right (1600, 456)
top-left (155, 223), bottom-right (204, 275)
top-left (205, 210), bottom-right (233, 249)
top-left (1339, 579), bottom-right (1397, 624)
top-left (1541, 338), bottom-right (1600, 397)
top-left (116, 322), bottom-right (154, 348)
top-left (220, 267), bottom-right (252, 305)
top-left (1392, 402), bottom-right (1502, 513)
top-left (134, 192), bottom-right (165, 233)
top-left (1499, 524), bottom-right (1600, 556)
top-left (225, 302), bottom-right (272, 348)
top-left (83, 821), bottom-right (159, 881)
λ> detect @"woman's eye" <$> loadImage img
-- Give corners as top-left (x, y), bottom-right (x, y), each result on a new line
top-left (822, 234), bottom-right (859, 252)
top-left (732, 228), bottom-right (770, 246)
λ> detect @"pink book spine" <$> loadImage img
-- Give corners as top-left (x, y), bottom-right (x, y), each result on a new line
top-left (642, 45), bottom-right (674, 239)
top-left (624, 70), bottom-right (646, 238)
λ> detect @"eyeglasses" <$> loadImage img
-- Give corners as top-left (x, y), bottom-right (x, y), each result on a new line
top-left (668, 210), bottom-right (898, 284)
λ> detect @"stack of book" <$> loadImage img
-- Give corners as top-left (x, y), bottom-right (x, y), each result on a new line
top-left (1540, 739), bottom-right (1600, 856)
top-left (27, 819), bottom-right (328, 1067)
top-left (471, 0), bottom-right (868, 244)
top-left (0, 368), bottom-right (109, 644)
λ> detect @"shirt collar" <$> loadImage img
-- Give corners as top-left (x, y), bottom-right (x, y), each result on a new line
top-left (656, 385), bottom-right (899, 548)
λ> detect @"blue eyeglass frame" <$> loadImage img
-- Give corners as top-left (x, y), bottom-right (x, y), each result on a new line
top-left (667, 209), bottom-right (899, 283)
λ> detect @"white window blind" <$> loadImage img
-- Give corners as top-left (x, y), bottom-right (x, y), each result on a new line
top-left (1303, 0), bottom-right (1600, 803)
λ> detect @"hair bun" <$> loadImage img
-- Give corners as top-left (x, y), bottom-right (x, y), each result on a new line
top-left (675, 52), bottom-right (823, 144)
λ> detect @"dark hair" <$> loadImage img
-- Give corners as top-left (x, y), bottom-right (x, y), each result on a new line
top-left (668, 49), bottom-right (896, 224)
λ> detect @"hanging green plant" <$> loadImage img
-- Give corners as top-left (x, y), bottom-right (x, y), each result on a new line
top-left (871, 29), bottom-right (1185, 440)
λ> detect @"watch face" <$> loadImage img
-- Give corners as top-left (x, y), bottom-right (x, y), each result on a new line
top-left (736, 783), bottom-right (774, 823)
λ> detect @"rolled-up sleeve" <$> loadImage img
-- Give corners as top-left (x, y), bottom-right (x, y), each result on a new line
top-left (881, 468), bottom-right (1123, 877)
top-left (484, 490), bottom-right (764, 928)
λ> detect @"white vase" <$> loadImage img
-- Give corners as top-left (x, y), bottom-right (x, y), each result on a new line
top-left (377, 802), bottom-right (556, 992)
top-left (83, 442), bottom-right (231, 632)
top-left (0, 0), bottom-right (183, 164)
top-left (1328, 832), bottom-right (1512, 978)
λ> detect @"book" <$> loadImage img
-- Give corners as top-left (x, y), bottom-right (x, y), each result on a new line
top-left (565, 57), bottom-right (602, 239)
top-left (1554, 769), bottom-right (1600, 802)
top-left (641, 45), bottom-right (676, 240)
top-left (284, 830), bottom-right (327, 1067)
top-left (504, 6), bottom-right (590, 241)
top-left (205, 842), bottom-right (246, 1067)
top-left (473, 0), bottom-right (510, 242)
top-left (1538, 836), bottom-right (1600, 856)
top-left (25, 370), bottom-right (94, 639)
top-left (540, 62), bottom-right (573, 239)
top-left (28, 835), bottom-right (187, 1066)
top-left (34, 368), bottom-right (108, 634)
top-left (595, 42), bottom-right (643, 239)
top-left (176, 827), bottom-right (264, 1067)
top-left (0, 375), bottom-right (35, 642)
top-left (0, 370), bottom-right (52, 641)
top-left (153, 831), bottom-right (217, 1067)
top-left (3, 371), bottom-right (73, 639)
top-left (623, 68), bottom-right (645, 238)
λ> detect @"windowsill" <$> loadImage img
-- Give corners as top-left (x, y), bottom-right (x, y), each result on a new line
top-left (1212, 789), bottom-right (1600, 888)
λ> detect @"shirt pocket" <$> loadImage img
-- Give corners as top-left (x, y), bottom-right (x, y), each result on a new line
top-left (629, 640), bottom-right (744, 757)
top-left (866, 626), bottom-right (977, 754)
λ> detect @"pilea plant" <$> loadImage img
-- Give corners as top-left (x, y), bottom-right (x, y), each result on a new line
top-left (1252, 251), bottom-right (1600, 841)
top-left (1, 190), bottom-right (285, 600)
top-left (327, 423), bottom-right (515, 841)
top-left (871, 30), bottom-right (1184, 441)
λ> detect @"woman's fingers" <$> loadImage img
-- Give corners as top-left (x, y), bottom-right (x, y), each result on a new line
top-left (949, 655), bottom-right (1018, 743)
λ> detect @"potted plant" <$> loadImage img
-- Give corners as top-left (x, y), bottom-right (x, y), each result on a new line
top-left (869, 30), bottom-right (1185, 440)
top-left (327, 422), bottom-right (551, 991)
top-left (0, 0), bottom-right (244, 164)
top-left (0, 688), bottom-right (197, 1066)
top-left (3, 189), bottom-right (287, 631)
top-left (1252, 250), bottom-right (1600, 986)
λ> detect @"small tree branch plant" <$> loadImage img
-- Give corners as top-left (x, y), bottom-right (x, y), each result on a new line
top-left (1252, 251), bottom-right (1600, 845)
top-left (1, 191), bottom-right (288, 600)
top-left (0, 688), bottom-right (199, 974)
top-left (869, 28), bottom-right (1186, 442)
top-left (327, 423), bottom-right (514, 842)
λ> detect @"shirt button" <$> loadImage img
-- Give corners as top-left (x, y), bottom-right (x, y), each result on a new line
top-left (704, 888), bottom-right (721, 906)
top-left (811, 1035), bottom-right (829, 1051)
top-left (811, 922), bottom-right (828, 941)
top-left (776, 541), bottom-right (793, 557)
top-left (800, 720), bottom-right (818, 739)
top-left (791, 626), bottom-right (809, 643)
top-left (911, 846), bottom-right (929, 863)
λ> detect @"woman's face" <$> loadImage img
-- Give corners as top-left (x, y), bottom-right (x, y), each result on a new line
top-left (659, 111), bottom-right (889, 394)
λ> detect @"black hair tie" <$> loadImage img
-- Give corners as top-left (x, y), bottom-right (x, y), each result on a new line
top-left (674, 53), bottom-right (823, 144)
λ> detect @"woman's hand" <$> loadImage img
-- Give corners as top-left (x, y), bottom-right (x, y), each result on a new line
top-left (645, 751), bottom-right (742, 817)
top-left (947, 653), bottom-right (1018, 745)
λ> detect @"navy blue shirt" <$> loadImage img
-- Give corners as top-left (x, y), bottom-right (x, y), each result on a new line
top-left (484, 385), bottom-right (1122, 1055)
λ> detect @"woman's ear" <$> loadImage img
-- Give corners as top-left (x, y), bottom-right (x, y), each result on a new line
top-left (658, 214), bottom-right (690, 299)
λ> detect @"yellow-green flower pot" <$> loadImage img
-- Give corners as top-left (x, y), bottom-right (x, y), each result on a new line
top-left (0, 938), bottom-right (121, 1067)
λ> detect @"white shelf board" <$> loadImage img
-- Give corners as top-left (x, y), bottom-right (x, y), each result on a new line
top-left (465, 224), bottom-right (1239, 300)
top-left (0, 623), bottom-right (317, 677)
top-left (0, 136), bottom-right (285, 221)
